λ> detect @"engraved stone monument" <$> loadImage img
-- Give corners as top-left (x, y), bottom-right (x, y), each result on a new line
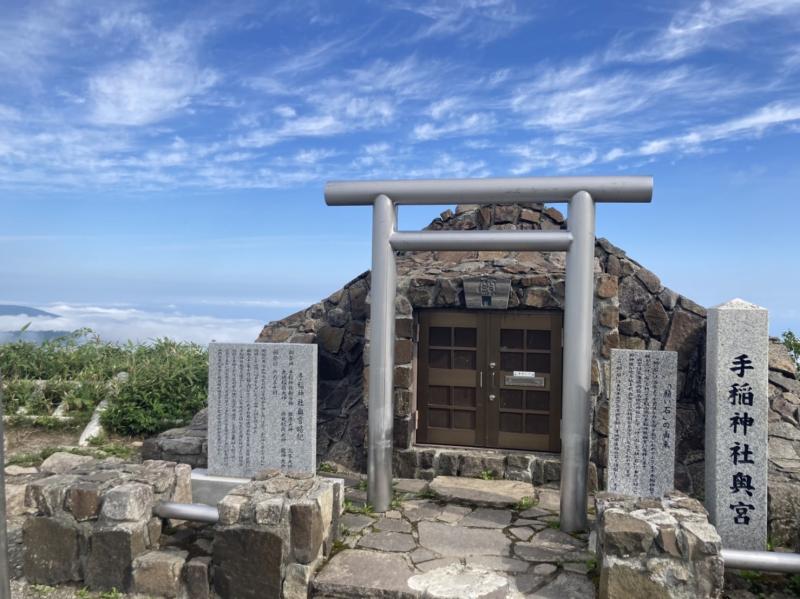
top-left (607, 349), bottom-right (678, 497)
top-left (705, 299), bottom-right (768, 550)
top-left (207, 342), bottom-right (317, 478)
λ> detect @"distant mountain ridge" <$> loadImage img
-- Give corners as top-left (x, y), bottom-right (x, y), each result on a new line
top-left (0, 305), bottom-right (58, 318)
top-left (0, 304), bottom-right (67, 344)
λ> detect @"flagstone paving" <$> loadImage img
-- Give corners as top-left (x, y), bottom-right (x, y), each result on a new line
top-left (312, 476), bottom-right (597, 598)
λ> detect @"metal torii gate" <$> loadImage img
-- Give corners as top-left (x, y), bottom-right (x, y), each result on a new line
top-left (325, 176), bottom-right (653, 532)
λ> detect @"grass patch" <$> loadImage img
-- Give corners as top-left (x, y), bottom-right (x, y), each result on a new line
top-left (356, 479), bottom-right (368, 492)
top-left (343, 498), bottom-right (374, 515)
top-left (5, 443), bottom-right (136, 468)
top-left (478, 469), bottom-right (496, 480)
top-left (516, 496), bottom-right (536, 511)
top-left (317, 462), bottom-right (337, 473)
top-left (416, 488), bottom-right (441, 501)
top-left (547, 520), bottom-right (560, 529)
top-left (0, 329), bottom-right (208, 436)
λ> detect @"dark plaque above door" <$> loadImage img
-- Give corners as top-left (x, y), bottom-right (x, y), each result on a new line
top-left (463, 276), bottom-right (512, 309)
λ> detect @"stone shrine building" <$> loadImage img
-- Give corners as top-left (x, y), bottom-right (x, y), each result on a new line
top-left (148, 201), bottom-right (800, 547)
top-left (255, 202), bottom-right (710, 491)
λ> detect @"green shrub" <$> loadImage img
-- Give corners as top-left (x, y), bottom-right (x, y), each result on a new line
top-left (100, 338), bottom-right (208, 436)
top-left (783, 330), bottom-right (800, 374)
top-left (1, 330), bottom-right (208, 436)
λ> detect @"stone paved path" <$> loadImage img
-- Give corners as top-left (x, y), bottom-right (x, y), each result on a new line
top-left (313, 476), bottom-right (597, 598)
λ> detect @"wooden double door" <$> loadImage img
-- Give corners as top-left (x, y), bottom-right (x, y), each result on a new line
top-left (416, 310), bottom-right (562, 452)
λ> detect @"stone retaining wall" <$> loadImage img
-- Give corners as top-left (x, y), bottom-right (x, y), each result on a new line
top-left (594, 491), bottom-right (724, 599)
top-left (22, 457), bottom-right (190, 591)
top-left (14, 457), bottom-right (344, 598)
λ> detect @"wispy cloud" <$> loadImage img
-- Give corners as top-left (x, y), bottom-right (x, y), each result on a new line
top-left (88, 19), bottom-right (218, 126)
top-left (633, 101), bottom-right (800, 157)
top-left (392, 0), bottom-right (533, 43)
top-left (608, 0), bottom-right (800, 63)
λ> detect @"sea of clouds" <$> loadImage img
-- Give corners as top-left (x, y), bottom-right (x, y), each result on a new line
top-left (0, 303), bottom-right (270, 345)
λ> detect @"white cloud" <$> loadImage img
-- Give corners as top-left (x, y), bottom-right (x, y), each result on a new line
top-left (88, 31), bottom-right (218, 126)
top-left (608, 0), bottom-right (800, 63)
top-left (0, 304), bottom-right (265, 345)
top-left (413, 112), bottom-right (495, 141)
top-left (393, 0), bottom-right (533, 43)
top-left (508, 146), bottom-right (598, 174)
top-left (633, 101), bottom-right (800, 156)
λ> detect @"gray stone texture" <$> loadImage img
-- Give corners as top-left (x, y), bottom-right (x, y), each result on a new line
top-left (131, 549), bottom-right (188, 598)
top-left (595, 492), bottom-right (723, 599)
top-left (213, 471), bottom-right (344, 598)
top-left (208, 342), bottom-right (317, 477)
top-left (607, 349), bottom-right (678, 497)
top-left (705, 299), bottom-right (769, 550)
top-left (19, 459), bottom-right (191, 592)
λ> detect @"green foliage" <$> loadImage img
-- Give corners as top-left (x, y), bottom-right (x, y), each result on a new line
top-left (547, 520), bottom-right (560, 529)
top-left (783, 330), bottom-right (800, 374)
top-left (0, 329), bottom-right (208, 436)
top-left (30, 584), bottom-right (55, 597)
top-left (100, 338), bottom-right (207, 435)
top-left (317, 462), bottom-right (337, 473)
top-left (516, 496), bottom-right (536, 511)
top-left (478, 469), bottom-right (496, 480)
top-left (356, 478), bottom-right (368, 492)
top-left (97, 589), bottom-right (124, 599)
top-left (788, 574), bottom-right (800, 596)
top-left (343, 499), bottom-right (374, 515)
top-left (5, 443), bottom-right (133, 467)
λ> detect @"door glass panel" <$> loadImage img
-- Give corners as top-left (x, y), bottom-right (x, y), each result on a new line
top-left (526, 353), bottom-right (551, 372)
top-left (526, 330), bottom-right (551, 350)
top-left (500, 389), bottom-right (523, 409)
top-left (453, 350), bottom-right (476, 370)
top-left (500, 329), bottom-right (523, 349)
top-left (452, 387), bottom-right (476, 407)
top-left (453, 411), bottom-right (476, 430)
top-left (525, 391), bottom-right (549, 411)
top-left (429, 349), bottom-right (451, 369)
top-left (500, 413), bottom-right (523, 433)
top-left (430, 327), bottom-right (451, 346)
top-left (429, 409), bottom-right (450, 428)
top-left (501, 352), bottom-right (523, 371)
top-left (454, 327), bottom-right (477, 348)
top-left (525, 414), bottom-right (549, 434)
top-left (429, 386), bottom-right (450, 406)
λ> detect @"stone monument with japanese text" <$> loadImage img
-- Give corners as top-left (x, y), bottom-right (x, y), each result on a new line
top-left (607, 348), bottom-right (678, 497)
top-left (705, 299), bottom-right (768, 550)
top-left (207, 342), bottom-right (317, 478)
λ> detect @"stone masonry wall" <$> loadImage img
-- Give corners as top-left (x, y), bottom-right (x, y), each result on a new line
top-left (257, 202), bottom-right (708, 494)
top-left (594, 491), bottom-right (724, 599)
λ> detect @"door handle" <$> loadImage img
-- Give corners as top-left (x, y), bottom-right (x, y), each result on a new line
top-left (479, 371), bottom-right (483, 388)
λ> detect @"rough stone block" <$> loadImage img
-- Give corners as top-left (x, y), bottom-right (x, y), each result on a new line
top-left (101, 482), bottom-right (154, 522)
top-left (39, 451), bottom-right (96, 474)
top-left (132, 549), bottom-right (188, 598)
top-left (213, 526), bottom-right (283, 599)
top-left (23, 516), bottom-right (83, 584)
top-left (65, 482), bottom-right (102, 521)
top-left (86, 521), bottom-right (148, 591)
top-left (184, 556), bottom-right (211, 599)
top-left (601, 510), bottom-right (657, 557)
top-left (291, 500), bottom-right (324, 563)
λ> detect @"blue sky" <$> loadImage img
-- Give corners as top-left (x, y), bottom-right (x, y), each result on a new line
top-left (1, 0), bottom-right (799, 343)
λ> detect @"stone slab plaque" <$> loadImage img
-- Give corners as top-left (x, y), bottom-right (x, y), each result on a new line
top-left (207, 342), bottom-right (317, 478)
top-left (463, 276), bottom-right (511, 309)
top-left (607, 349), bottom-right (678, 497)
top-left (705, 299), bottom-right (768, 550)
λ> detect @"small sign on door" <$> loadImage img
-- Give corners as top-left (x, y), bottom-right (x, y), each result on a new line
top-left (513, 371), bottom-right (536, 378)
